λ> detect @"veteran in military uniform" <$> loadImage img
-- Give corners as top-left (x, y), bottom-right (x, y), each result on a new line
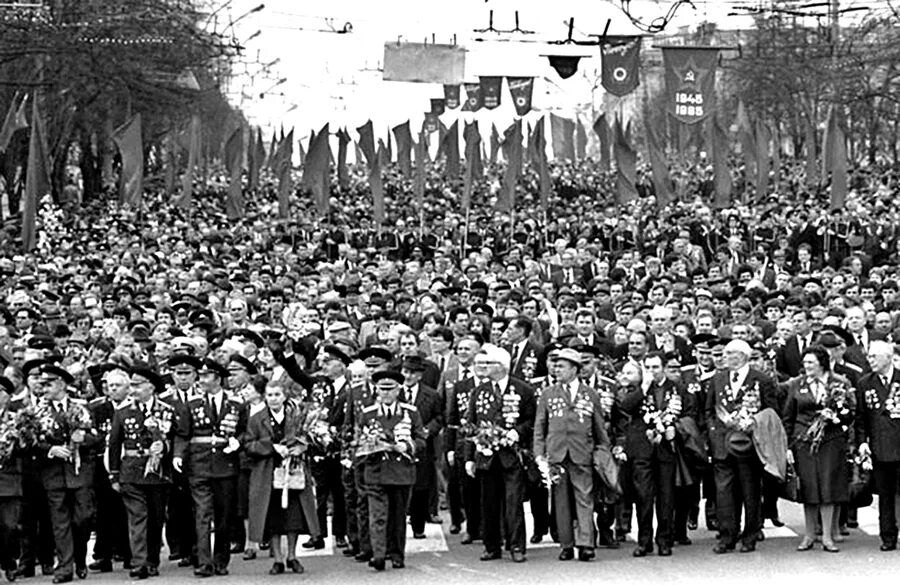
top-left (0, 376), bottom-right (24, 582)
top-left (108, 366), bottom-right (176, 579)
top-left (34, 364), bottom-right (100, 583)
top-left (173, 359), bottom-right (247, 578)
top-left (360, 370), bottom-right (426, 571)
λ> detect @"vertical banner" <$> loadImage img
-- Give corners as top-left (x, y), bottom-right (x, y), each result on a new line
top-left (593, 113), bottom-right (610, 171)
top-left (712, 116), bottom-right (732, 209)
top-left (613, 116), bottom-right (638, 205)
top-left (489, 124), bottom-right (500, 164)
top-left (462, 122), bottom-right (482, 211)
top-left (223, 124), bottom-right (243, 219)
top-left (178, 114), bottom-right (201, 210)
top-left (645, 116), bottom-right (672, 205)
top-left (276, 129), bottom-right (294, 218)
top-left (430, 98), bottom-right (446, 116)
top-left (601, 37), bottom-right (641, 97)
top-left (423, 112), bottom-right (440, 134)
top-left (371, 151), bottom-right (384, 227)
top-left (735, 99), bottom-right (757, 180)
top-left (392, 120), bottom-right (412, 176)
top-left (496, 120), bottom-right (522, 212)
top-left (444, 84), bottom-right (461, 109)
top-left (479, 76), bottom-right (502, 110)
top-left (23, 98), bottom-right (49, 252)
top-left (550, 114), bottom-right (576, 162)
top-left (824, 108), bottom-right (848, 209)
top-left (576, 118), bottom-right (587, 161)
top-left (112, 113), bottom-right (144, 208)
top-left (755, 120), bottom-right (770, 199)
top-left (337, 128), bottom-right (350, 191)
top-left (442, 120), bottom-right (460, 177)
top-left (662, 46), bottom-right (719, 125)
top-left (356, 120), bottom-right (376, 170)
top-left (461, 83), bottom-right (482, 112)
top-left (507, 77), bottom-right (534, 117)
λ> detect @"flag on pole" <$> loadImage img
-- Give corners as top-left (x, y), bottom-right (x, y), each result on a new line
top-left (463, 121), bottom-right (483, 179)
top-left (461, 83), bottom-right (482, 112)
top-left (550, 114), bottom-right (575, 161)
top-left (601, 37), bottom-right (641, 97)
top-left (755, 120), bottom-right (770, 199)
top-left (645, 118), bottom-right (673, 205)
top-left (506, 77), bottom-right (534, 116)
top-left (496, 120), bottom-right (522, 212)
top-left (112, 113), bottom-right (144, 207)
top-left (275, 128), bottom-right (294, 218)
top-left (712, 116), bottom-right (732, 209)
top-left (248, 128), bottom-right (265, 190)
top-left (393, 120), bottom-right (413, 176)
top-left (533, 117), bottom-right (552, 212)
top-left (302, 124), bottom-right (330, 215)
top-left (735, 99), bottom-right (757, 179)
top-left (177, 114), bottom-right (200, 209)
top-left (22, 98), bottom-right (49, 251)
top-left (266, 130), bottom-right (277, 170)
top-left (337, 128), bottom-right (350, 191)
top-left (414, 130), bottom-right (426, 215)
top-left (576, 118), bottom-right (587, 161)
top-left (444, 84), bottom-right (461, 109)
top-left (804, 118), bottom-right (818, 187)
top-left (223, 124), bottom-right (244, 219)
top-left (356, 120), bottom-right (376, 169)
top-left (0, 93), bottom-right (28, 153)
top-left (371, 151), bottom-right (384, 227)
top-left (613, 116), bottom-right (638, 205)
top-left (824, 108), bottom-right (847, 209)
top-left (661, 46), bottom-right (720, 125)
top-left (593, 113), bottom-right (610, 171)
top-left (441, 121), bottom-right (460, 177)
top-left (489, 124), bottom-right (500, 164)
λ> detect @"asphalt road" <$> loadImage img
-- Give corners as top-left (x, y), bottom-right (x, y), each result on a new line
top-left (53, 500), bottom-right (900, 585)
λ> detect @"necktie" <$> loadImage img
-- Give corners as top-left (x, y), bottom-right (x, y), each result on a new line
top-left (798, 336), bottom-right (805, 353)
top-left (461, 367), bottom-right (470, 381)
top-left (510, 345), bottom-right (520, 369)
top-left (210, 397), bottom-right (219, 423)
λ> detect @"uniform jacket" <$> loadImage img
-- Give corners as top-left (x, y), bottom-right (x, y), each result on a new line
top-left (174, 392), bottom-right (247, 478)
top-left (533, 381), bottom-right (608, 466)
top-left (403, 384), bottom-right (443, 489)
top-left (704, 368), bottom-right (778, 461)
top-left (620, 379), bottom-right (696, 462)
top-left (359, 402), bottom-right (426, 486)
top-left (108, 397), bottom-right (176, 485)
top-left (855, 369), bottom-right (900, 462)
top-left (342, 382), bottom-right (377, 460)
top-left (507, 340), bottom-right (547, 381)
top-left (464, 377), bottom-right (536, 470)
top-left (34, 397), bottom-right (101, 490)
top-left (445, 376), bottom-right (479, 454)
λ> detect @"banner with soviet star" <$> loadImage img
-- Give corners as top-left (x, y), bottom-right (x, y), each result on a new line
top-left (661, 46), bottom-right (720, 125)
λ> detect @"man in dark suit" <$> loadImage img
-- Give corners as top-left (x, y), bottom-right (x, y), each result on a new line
top-left (108, 366), bottom-right (176, 579)
top-left (173, 359), bottom-right (247, 578)
top-left (548, 250), bottom-right (585, 288)
top-left (647, 307), bottom-right (695, 366)
top-left (444, 336), bottom-right (483, 543)
top-left (620, 352), bottom-right (696, 557)
top-left (505, 316), bottom-right (546, 383)
top-left (775, 309), bottom-right (815, 378)
top-left (569, 309), bottom-right (614, 357)
top-left (855, 340), bottom-right (900, 551)
top-left (533, 348), bottom-right (608, 562)
top-left (35, 364), bottom-right (101, 583)
top-left (158, 354), bottom-right (200, 567)
top-left (400, 356), bottom-right (443, 539)
top-left (705, 340), bottom-right (778, 554)
top-left (464, 346), bottom-right (536, 563)
top-left (0, 377), bottom-right (23, 583)
top-left (361, 371), bottom-right (426, 571)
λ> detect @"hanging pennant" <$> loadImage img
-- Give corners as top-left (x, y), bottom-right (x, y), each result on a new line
top-left (430, 98), bottom-right (446, 116)
top-left (444, 84), bottom-right (461, 109)
top-left (662, 46), bottom-right (720, 125)
top-left (506, 77), bottom-right (534, 117)
top-left (461, 83), bottom-right (482, 112)
top-left (601, 37), bottom-right (641, 97)
top-left (479, 76), bottom-right (502, 110)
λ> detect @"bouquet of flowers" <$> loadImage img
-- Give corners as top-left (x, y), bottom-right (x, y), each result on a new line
top-left (803, 378), bottom-right (852, 453)
top-left (733, 383), bottom-right (761, 432)
top-left (0, 411), bottom-right (17, 466)
top-left (142, 408), bottom-right (174, 478)
top-left (354, 414), bottom-right (413, 461)
top-left (464, 421), bottom-right (516, 458)
top-left (287, 404), bottom-right (335, 454)
top-left (14, 406), bottom-right (42, 449)
top-left (642, 390), bottom-right (682, 445)
top-left (61, 404), bottom-right (94, 475)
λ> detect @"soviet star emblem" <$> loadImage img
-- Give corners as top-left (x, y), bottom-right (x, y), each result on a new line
top-left (674, 57), bottom-right (708, 91)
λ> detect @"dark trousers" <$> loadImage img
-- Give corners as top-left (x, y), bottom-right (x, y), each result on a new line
top-left (120, 484), bottom-right (168, 570)
top-left (92, 464), bottom-right (130, 562)
top-left (761, 472), bottom-right (782, 525)
top-left (0, 497), bottom-right (21, 571)
top-left (18, 471), bottom-right (54, 570)
top-left (367, 484), bottom-right (411, 562)
top-left (342, 466), bottom-right (359, 549)
top-left (189, 476), bottom-right (236, 570)
top-left (448, 457), bottom-right (482, 537)
top-left (353, 462), bottom-right (372, 555)
top-left (616, 461), bottom-right (634, 537)
top-left (311, 457), bottom-right (346, 538)
top-left (446, 456), bottom-right (465, 527)
top-left (673, 483), bottom-right (699, 541)
top-left (528, 482), bottom-right (551, 538)
top-left (714, 455), bottom-right (762, 547)
top-left (166, 472), bottom-right (195, 559)
top-left (46, 487), bottom-right (95, 577)
top-left (409, 487), bottom-right (430, 535)
top-left (632, 455), bottom-right (676, 549)
top-left (479, 460), bottom-right (526, 554)
top-left (873, 461), bottom-right (900, 545)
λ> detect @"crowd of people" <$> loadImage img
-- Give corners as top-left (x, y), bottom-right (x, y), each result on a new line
top-left (0, 153), bottom-right (899, 581)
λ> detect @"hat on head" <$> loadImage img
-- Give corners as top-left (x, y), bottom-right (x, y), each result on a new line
top-left (228, 354), bottom-right (258, 376)
top-left (170, 337), bottom-right (199, 355)
top-left (401, 355), bottom-right (428, 373)
top-left (22, 358), bottom-right (51, 379)
top-left (372, 370), bottom-right (404, 386)
top-left (322, 345), bottom-right (351, 366)
top-left (570, 343), bottom-right (600, 358)
top-left (167, 354), bottom-right (202, 370)
top-left (130, 365), bottom-right (166, 394)
top-left (820, 325), bottom-right (853, 347)
top-left (37, 363), bottom-right (74, 385)
top-left (229, 328), bottom-right (264, 349)
top-left (0, 376), bottom-right (14, 395)
top-left (358, 347), bottom-right (393, 364)
top-left (816, 331), bottom-right (842, 348)
top-left (552, 347), bottom-right (583, 369)
top-left (197, 359), bottom-right (228, 379)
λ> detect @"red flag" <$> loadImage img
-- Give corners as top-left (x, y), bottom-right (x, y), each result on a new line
top-left (550, 114), bottom-right (576, 161)
top-left (735, 99), bottom-right (757, 181)
top-left (479, 77), bottom-right (502, 109)
top-left (461, 83), bottom-right (482, 112)
top-left (533, 117), bottom-right (552, 211)
top-left (824, 108), bottom-right (847, 209)
top-left (302, 124), bottom-right (330, 215)
top-left (613, 116), bottom-right (638, 204)
top-left (356, 120), bottom-right (376, 169)
top-left (496, 120), bottom-right (522, 212)
top-left (414, 130), bottom-right (426, 214)
top-left (576, 118), bottom-right (587, 161)
top-left (441, 121), bottom-right (460, 177)
top-left (712, 116), bottom-right (733, 209)
top-left (507, 77), bottom-right (534, 117)
top-left (601, 37), bottom-right (641, 97)
top-left (592, 113), bottom-right (611, 171)
top-left (223, 125), bottom-right (244, 219)
top-left (337, 128), bottom-right (350, 191)
top-left (371, 151), bottom-right (384, 227)
top-left (755, 120), bottom-right (770, 199)
top-left (22, 98), bottom-right (49, 251)
top-left (248, 128), bottom-right (265, 190)
top-left (0, 93), bottom-right (28, 153)
top-left (275, 129), bottom-right (294, 218)
top-left (177, 114), bottom-right (200, 209)
top-left (444, 84), bottom-right (461, 109)
top-left (112, 113), bottom-right (144, 207)
top-left (645, 117), bottom-right (672, 206)
top-left (392, 120), bottom-right (412, 176)
top-left (489, 124), bottom-right (500, 164)
top-left (662, 47), bottom-right (720, 125)
top-left (266, 130), bottom-right (277, 170)
top-left (462, 122), bottom-right (483, 211)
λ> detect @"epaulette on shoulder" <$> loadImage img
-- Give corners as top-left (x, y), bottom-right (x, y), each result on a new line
top-left (115, 398), bottom-right (134, 410)
top-left (89, 396), bottom-right (107, 406)
top-left (400, 403), bottom-right (417, 411)
top-left (598, 375), bottom-right (617, 386)
top-left (71, 397), bottom-right (87, 405)
top-left (159, 389), bottom-right (175, 399)
top-left (362, 404), bottom-right (380, 413)
top-left (157, 400), bottom-right (175, 411)
top-left (225, 395), bottom-right (243, 405)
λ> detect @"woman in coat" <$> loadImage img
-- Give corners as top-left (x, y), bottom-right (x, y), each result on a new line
top-left (244, 380), bottom-right (320, 574)
top-left (783, 346), bottom-right (855, 553)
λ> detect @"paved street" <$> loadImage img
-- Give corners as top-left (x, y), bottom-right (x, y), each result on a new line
top-left (55, 499), bottom-right (900, 585)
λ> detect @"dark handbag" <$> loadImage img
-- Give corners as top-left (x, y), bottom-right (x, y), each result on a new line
top-left (849, 461), bottom-right (874, 508)
top-left (726, 430), bottom-right (754, 458)
top-left (780, 461), bottom-right (801, 502)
